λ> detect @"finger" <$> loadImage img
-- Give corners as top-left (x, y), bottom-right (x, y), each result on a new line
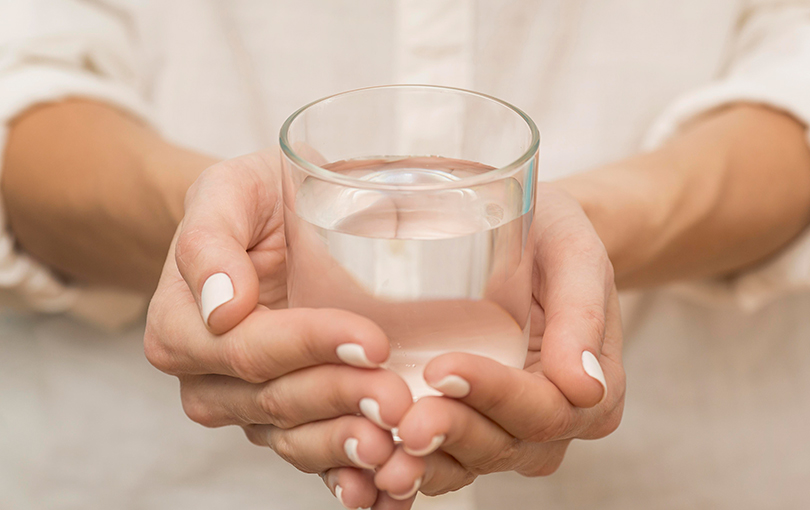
top-left (578, 285), bottom-right (626, 439)
top-left (175, 154), bottom-right (281, 334)
top-left (416, 450), bottom-right (476, 496)
top-left (533, 185), bottom-right (613, 407)
top-left (396, 394), bottom-right (570, 478)
top-left (244, 415), bottom-right (395, 474)
top-left (396, 395), bottom-right (520, 472)
top-left (371, 491), bottom-right (417, 510)
top-left (146, 299), bottom-right (389, 382)
top-left (422, 353), bottom-right (580, 441)
top-left (179, 365), bottom-right (412, 429)
top-left (373, 447), bottom-right (425, 501)
top-left (322, 468), bottom-right (378, 510)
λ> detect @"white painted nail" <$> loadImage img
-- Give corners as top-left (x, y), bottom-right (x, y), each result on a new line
top-left (335, 485), bottom-right (347, 507)
top-left (403, 434), bottom-right (445, 457)
top-left (582, 351), bottom-right (607, 404)
top-left (200, 273), bottom-right (234, 326)
top-left (335, 485), bottom-right (368, 510)
top-left (359, 398), bottom-right (393, 430)
top-left (336, 344), bottom-right (378, 368)
top-left (344, 438), bottom-right (376, 470)
top-left (389, 477), bottom-right (422, 501)
top-left (428, 375), bottom-right (470, 398)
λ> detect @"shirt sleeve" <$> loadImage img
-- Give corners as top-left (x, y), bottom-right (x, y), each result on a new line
top-left (0, 0), bottom-right (151, 328)
top-left (642, 0), bottom-right (810, 311)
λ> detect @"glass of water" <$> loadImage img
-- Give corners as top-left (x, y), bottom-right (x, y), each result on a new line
top-left (280, 85), bottom-right (540, 399)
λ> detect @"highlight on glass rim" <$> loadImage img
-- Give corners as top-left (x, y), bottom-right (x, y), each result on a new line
top-left (2, 2), bottom-right (810, 509)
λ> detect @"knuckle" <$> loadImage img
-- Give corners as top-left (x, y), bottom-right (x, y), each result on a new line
top-left (255, 384), bottom-right (295, 429)
top-left (180, 387), bottom-right (217, 428)
top-left (255, 386), bottom-right (282, 423)
top-left (143, 323), bottom-right (176, 374)
top-left (268, 432), bottom-right (293, 459)
top-left (243, 426), bottom-right (266, 447)
top-left (174, 227), bottom-right (208, 274)
top-left (516, 443), bottom-right (569, 477)
top-left (591, 405), bottom-right (624, 439)
top-left (267, 433), bottom-right (309, 472)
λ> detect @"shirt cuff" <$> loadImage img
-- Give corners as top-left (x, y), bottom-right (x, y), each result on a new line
top-left (642, 80), bottom-right (810, 311)
top-left (0, 65), bottom-right (152, 328)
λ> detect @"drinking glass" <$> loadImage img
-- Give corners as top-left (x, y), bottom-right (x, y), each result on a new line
top-left (280, 85), bottom-right (540, 399)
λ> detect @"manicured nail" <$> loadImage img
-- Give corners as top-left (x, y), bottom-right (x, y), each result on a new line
top-left (200, 273), bottom-right (234, 325)
top-left (582, 351), bottom-right (607, 403)
top-left (336, 344), bottom-right (378, 368)
top-left (344, 438), bottom-right (376, 469)
top-left (428, 375), bottom-right (470, 398)
top-left (403, 434), bottom-right (445, 457)
top-left (359, 398), bottom-right (393, 430)
top-left (389, 477), bottom-right (422, 501)
top-left (335, 485), bottom-right (369, 510)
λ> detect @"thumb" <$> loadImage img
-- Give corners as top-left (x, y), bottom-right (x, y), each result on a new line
top-left (174, 161), bottom-right (273, 334)
top-left (534, 191), bottom-right (613, 408)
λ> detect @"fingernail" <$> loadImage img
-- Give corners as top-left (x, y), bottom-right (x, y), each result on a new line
top-left (582, 351), bottom-right (607, 403)
top-left (335, 485), bottom-right (347, 507)
top-left (200, 273), bottom-right (234, 325)
top-left (344, 438), bottom-right (376, 470)
top-left (336, 344), bottom-right (378, 369)
top-left (359, 398), bottom-right (393, 430)
top-left (403, 434), bottom-right (445, 457)
top-left (389, 477), bottom-right (421, 501)
top-left (335, 485), bottom-right (369, 510)
top-left (428, 375), bottom-right (470, 398)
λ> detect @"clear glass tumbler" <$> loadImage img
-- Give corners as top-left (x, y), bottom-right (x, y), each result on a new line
top-left (280, 85), bottom-right (540, 399)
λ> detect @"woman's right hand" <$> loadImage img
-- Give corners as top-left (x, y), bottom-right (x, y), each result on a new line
top-left (143, 151), bottom-right (416, 508)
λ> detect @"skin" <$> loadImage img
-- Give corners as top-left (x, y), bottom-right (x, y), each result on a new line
top-left (3, 99), bottom-right (810, 509)
top-left (562, 104), bottom-right (810, 288)
top-left (2, 100), bottom-right (215, 292)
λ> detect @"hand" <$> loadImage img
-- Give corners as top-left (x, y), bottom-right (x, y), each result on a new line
top-left (325, 184), bottom-right (625, 508)
top-left (143, 151), bottom-right (414, 503)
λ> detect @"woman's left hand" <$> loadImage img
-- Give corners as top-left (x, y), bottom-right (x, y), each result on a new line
top-left (321, 184), bottom-right (626, 509)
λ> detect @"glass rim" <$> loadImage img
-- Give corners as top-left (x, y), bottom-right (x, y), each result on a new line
top-left (279, 84), bottom-right (540, 191)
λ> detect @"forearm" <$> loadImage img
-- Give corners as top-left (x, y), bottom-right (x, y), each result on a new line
top-left (560, 104), bottom-right (810, 288)
top-left (1, 100), bottom-right (217, 293)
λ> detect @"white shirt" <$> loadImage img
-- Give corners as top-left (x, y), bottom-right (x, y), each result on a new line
top-left (1, 1), bottom-right (810, 508)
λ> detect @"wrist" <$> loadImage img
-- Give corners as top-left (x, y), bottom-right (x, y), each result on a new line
top-left (142, 142), bottom-right (220, 226)
top-left (556, 149), bottom-right (685, 287)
